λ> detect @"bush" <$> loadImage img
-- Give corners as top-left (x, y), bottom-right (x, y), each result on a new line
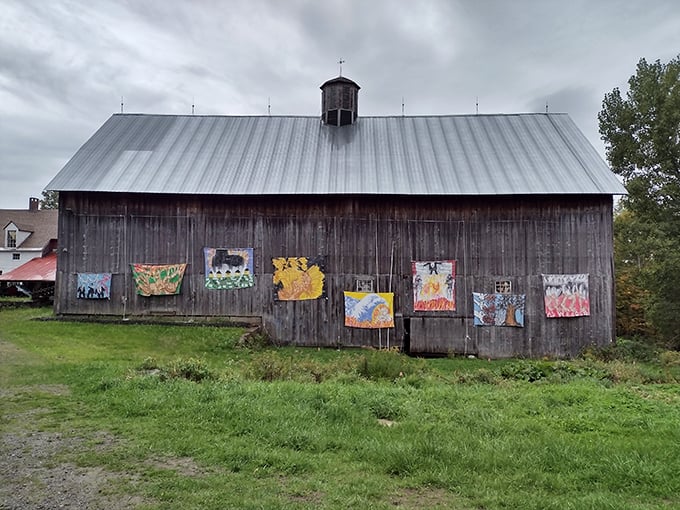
top-left (550, 361), bottom-right (608, 381)
top-left (500, 360), bottom-right (551, 382)
top-left (497, 360), bottom-right (609, 383)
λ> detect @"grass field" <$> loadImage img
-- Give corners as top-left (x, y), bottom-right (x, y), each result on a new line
top-left (1, 306), bottom-right (680, 509)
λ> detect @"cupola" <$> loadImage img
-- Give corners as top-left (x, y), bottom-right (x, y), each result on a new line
top-left (320, 76), bottom-right (360, 126)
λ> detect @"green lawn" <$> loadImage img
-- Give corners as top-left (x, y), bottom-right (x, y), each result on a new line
top-left (1, 307), bottom-right (679, 509)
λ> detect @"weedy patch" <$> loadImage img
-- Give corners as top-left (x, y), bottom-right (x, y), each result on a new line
top-left (244, 350), bottom-right (359, 382)
top-left (358, 347), bottom-right (429, 381)
top-left (236, 326), bottom-right (272, 350)
top-left (163, 357), bottom-right (216, 382)
top-left (582, 338), bottom-right (661, 363)
top-left (134, 356), bottom-right (216, 382)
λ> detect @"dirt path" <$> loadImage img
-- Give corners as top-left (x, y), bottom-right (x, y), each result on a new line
top-left (0, 427), bottom-right (144, 509)
top-left (0, 339), bottom-right (144, 509)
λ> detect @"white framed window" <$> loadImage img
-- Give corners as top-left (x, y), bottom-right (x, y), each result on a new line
top-left (6, 230), bottom-right (17, 248)
top-left (355, 278), bottom-right (374, 293)
top-left (495, 280), bottom-right (512, 294)
top-left (13, 253), bottom-right (20, 260)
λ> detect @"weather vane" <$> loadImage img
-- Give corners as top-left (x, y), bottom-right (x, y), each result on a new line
top-left (338, 58), bottom-right (345, 76)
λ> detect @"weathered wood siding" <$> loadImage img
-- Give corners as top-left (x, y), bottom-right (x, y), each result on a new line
top-left (55, 192), bottom-right (615, 358)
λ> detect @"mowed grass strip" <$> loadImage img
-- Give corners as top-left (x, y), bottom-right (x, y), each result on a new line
top-left (1, 307), bottom-right (679, 509)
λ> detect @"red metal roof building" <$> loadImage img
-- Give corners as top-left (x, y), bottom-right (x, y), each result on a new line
top-left (0, 252), bottom-right (57, 282)
top-left (1, 197), bottom-right (58, 276)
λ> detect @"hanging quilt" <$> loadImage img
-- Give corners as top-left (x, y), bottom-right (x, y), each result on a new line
top-left (542, 274), bottom-right (590, 318)
top-left (130, 263), bottom-right (187, 296)
top-left (76, 273), bottom-right (112, 299)
top-left (272, 256), bottom-right (326, 300)
top-left (344, 292), bottom-right (395, 329)
top-left (204, 248), bottom-right (254, 290)
top-left (473, 292), bottom-right (526, 327)
top-left (412, 260), bottom-right (456, 311)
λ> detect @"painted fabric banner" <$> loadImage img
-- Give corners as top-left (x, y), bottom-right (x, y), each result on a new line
top-left (76, 273), bottom-right (112, 299)
top-left (272, 256), bottom-right (326, 300)
top-left (204, 248), bottom-right (254, 290)
top-left (412, 260), bottom-right (456, 311)
top-left (473, 292), bottom-right (526, 327)
top-left (344, 292), bottom-right (395, 329)
top-left (542, 274), bottom-right (590, 318)
top-left (130, 263), bottom-right (187, 296)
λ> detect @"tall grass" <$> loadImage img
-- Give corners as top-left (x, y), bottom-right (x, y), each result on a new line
top-left (2, 307), bottom-right (680, 509)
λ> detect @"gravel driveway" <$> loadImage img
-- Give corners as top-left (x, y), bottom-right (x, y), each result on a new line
top-left (0, 340), bottom-right (144, 509)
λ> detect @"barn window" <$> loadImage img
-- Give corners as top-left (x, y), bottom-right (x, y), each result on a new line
top-left (13, 253), bottom-right (20, 260)
top-left (355, 278), bottom-right (374, 293)
top-left (340, 109), bottom-right (353, 125)
top-left (6, 229), bottom-right (16, 248)
top-left (326, 109), bottom-right (338, 126)
top-left (495, 280), bottom-right (512, 294)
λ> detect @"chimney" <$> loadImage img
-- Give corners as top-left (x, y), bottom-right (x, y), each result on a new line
top-left (29, 197), bottom-right (39, 212)
top-left (320, 76), bottom-right (360, 126)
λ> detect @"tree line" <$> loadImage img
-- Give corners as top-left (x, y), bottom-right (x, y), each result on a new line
top-left (599, 54), bottom-right (680, 348)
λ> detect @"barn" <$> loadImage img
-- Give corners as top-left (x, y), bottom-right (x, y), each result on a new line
top-left (46, 75), bottom-right (626, 358)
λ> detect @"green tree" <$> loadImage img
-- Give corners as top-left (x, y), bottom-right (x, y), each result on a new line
top-left (39, 190), bottom-right (59, 209)
top-left (599, 55), bottom-right (680, 347)
top-left (612, 207), bottom-right (655, 338)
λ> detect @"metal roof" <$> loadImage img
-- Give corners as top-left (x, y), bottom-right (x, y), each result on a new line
top-left (47, 113), bottom-right (626, 196)
top-left (0, 252), bottom-right (56, 282)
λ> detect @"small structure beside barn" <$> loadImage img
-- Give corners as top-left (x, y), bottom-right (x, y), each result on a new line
top-left (46, 75), bottom-right (626, 358)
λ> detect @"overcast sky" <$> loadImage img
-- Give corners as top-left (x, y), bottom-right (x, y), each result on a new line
top-left (1, 0), bottom-right (678, 209)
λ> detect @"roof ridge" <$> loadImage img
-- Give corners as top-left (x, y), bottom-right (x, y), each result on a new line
top-left (111, 112), bottom-right (568, 119)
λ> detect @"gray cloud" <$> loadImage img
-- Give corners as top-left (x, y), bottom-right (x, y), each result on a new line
top-left (1, 0), bottom-right (678, 207)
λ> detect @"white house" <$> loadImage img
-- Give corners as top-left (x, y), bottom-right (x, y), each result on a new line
top-left (0, 198), bottom-right (58, 276)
